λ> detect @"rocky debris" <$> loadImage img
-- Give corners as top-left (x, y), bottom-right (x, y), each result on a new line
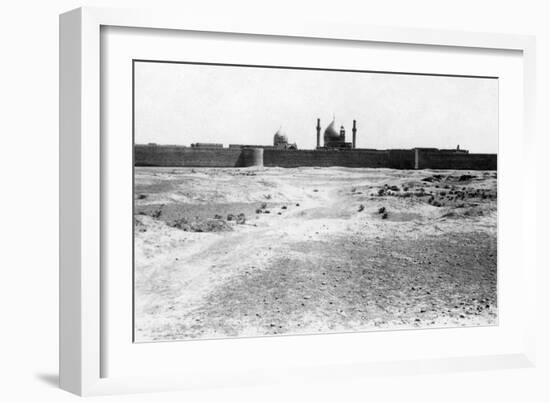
top-left (358, 204), bottom-right (365, 212)
top-left (382, 212), bottom-right (388, 219)
top-left (136, 194), bottom-right (147, 200)
top-left (459, 174), bottom-right (475, 181)
top-left (261, 202), bottom-right (267, 209)
top-left (166, 210), bottom-right (247, 232)
top-left (313, 189), bottom-right (319, 192)
top-left (134, 217), bottom-right (147, 232)
top-left (422, 173), bottom-right (482, 184)
top-left (169, 217), bottom-right (233, 232)
top-left (378, 207), bottom-right (386, 214)
top-left (281, 205), bottom-right (287, 210)
top-left (374, 176), bottom-right (496, 210)
top-left (296, 203), bottom-right (300, 207)
top-left (236, 213), bottom-right (246, 224)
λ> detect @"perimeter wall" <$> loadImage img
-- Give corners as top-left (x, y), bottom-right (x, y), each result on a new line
top-left (134, 144), bottom-right (496, 170)
top-left (134, 145), bottom-right (243, 167)
top-left (263, 149), bottom-right (416, 169)
top-left (414, 149), bottom-right (497, 170)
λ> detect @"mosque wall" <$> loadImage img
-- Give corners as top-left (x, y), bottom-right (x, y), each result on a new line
top-left (263, 149), bottom-right (405, 168)
top-left (240, 147), bottom-right (264, 167)
top-left (387, 149), bottom-right (416, 169)
top-left (414, 149), bottom-right (497, 170)
top-left (134, 145), bottom-right (243, 167)
top-left (134, 144), bottom-right (497, 170)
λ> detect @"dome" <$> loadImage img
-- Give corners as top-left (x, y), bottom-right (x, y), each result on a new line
top-left (273, 128), bottom-right (288, 144)
top-left (324, 119), bottom-right (340, 142)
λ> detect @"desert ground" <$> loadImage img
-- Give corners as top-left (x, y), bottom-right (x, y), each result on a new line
top-left (134, 167), bottom-right (497, 342)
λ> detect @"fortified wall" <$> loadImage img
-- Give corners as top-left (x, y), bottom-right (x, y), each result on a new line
top-left (135, 145), bottom-right (249, 167)
top-left (263, 149), bottom-right (416, 169)
top-left (134, 144), bottom-right (496, 170)
top-left (414, 149), bottom-right (497, 170)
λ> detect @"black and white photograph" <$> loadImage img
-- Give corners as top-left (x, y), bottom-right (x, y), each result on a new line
top-left (4, 0), bottom-right (549, 400)
top-left (133, 60), bottom-right (498, 342)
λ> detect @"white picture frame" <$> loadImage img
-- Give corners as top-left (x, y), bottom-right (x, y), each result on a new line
top-left (59, 6), bottom-right (537, 396)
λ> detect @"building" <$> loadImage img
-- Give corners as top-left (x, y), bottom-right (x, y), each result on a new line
top-left (317, 118), bottom-right (357, 149)
top-left (134, 116), bottom-right (496, 170)
top-left (273, 127), bottom-right (297, 150)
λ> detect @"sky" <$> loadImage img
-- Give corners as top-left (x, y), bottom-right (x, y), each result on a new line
top-left (134, 61), bottom-right (498, 153)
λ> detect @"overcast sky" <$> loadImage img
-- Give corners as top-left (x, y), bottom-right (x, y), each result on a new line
top-left (134, 61), bottom-right (498, 153)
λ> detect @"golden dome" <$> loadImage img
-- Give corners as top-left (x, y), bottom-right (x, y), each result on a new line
top-left (274, 127), bottom-right (288, 144)
top-left (324, 119), bottom-right (340, 142)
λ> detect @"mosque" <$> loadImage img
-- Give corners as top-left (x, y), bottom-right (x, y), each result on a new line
top-left (265, 117), bottom-right (357, 150)
top-left (135, 117), bottom-right (497, 170)
top-left (188, 117), bottom-right (356, 150)
top-left (316, 118), bottom-right (356, 149)
top-left (273, 127), bottom-right (297, 150)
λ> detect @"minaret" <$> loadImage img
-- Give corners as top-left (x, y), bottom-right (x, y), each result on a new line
top-left (316, 118), bottom-right (321, 148)
top-left (352, 120), bottom-right (357, 149)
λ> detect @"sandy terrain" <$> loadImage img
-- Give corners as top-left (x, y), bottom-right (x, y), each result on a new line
top-left (134, 167), bottom-right (497, 342)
